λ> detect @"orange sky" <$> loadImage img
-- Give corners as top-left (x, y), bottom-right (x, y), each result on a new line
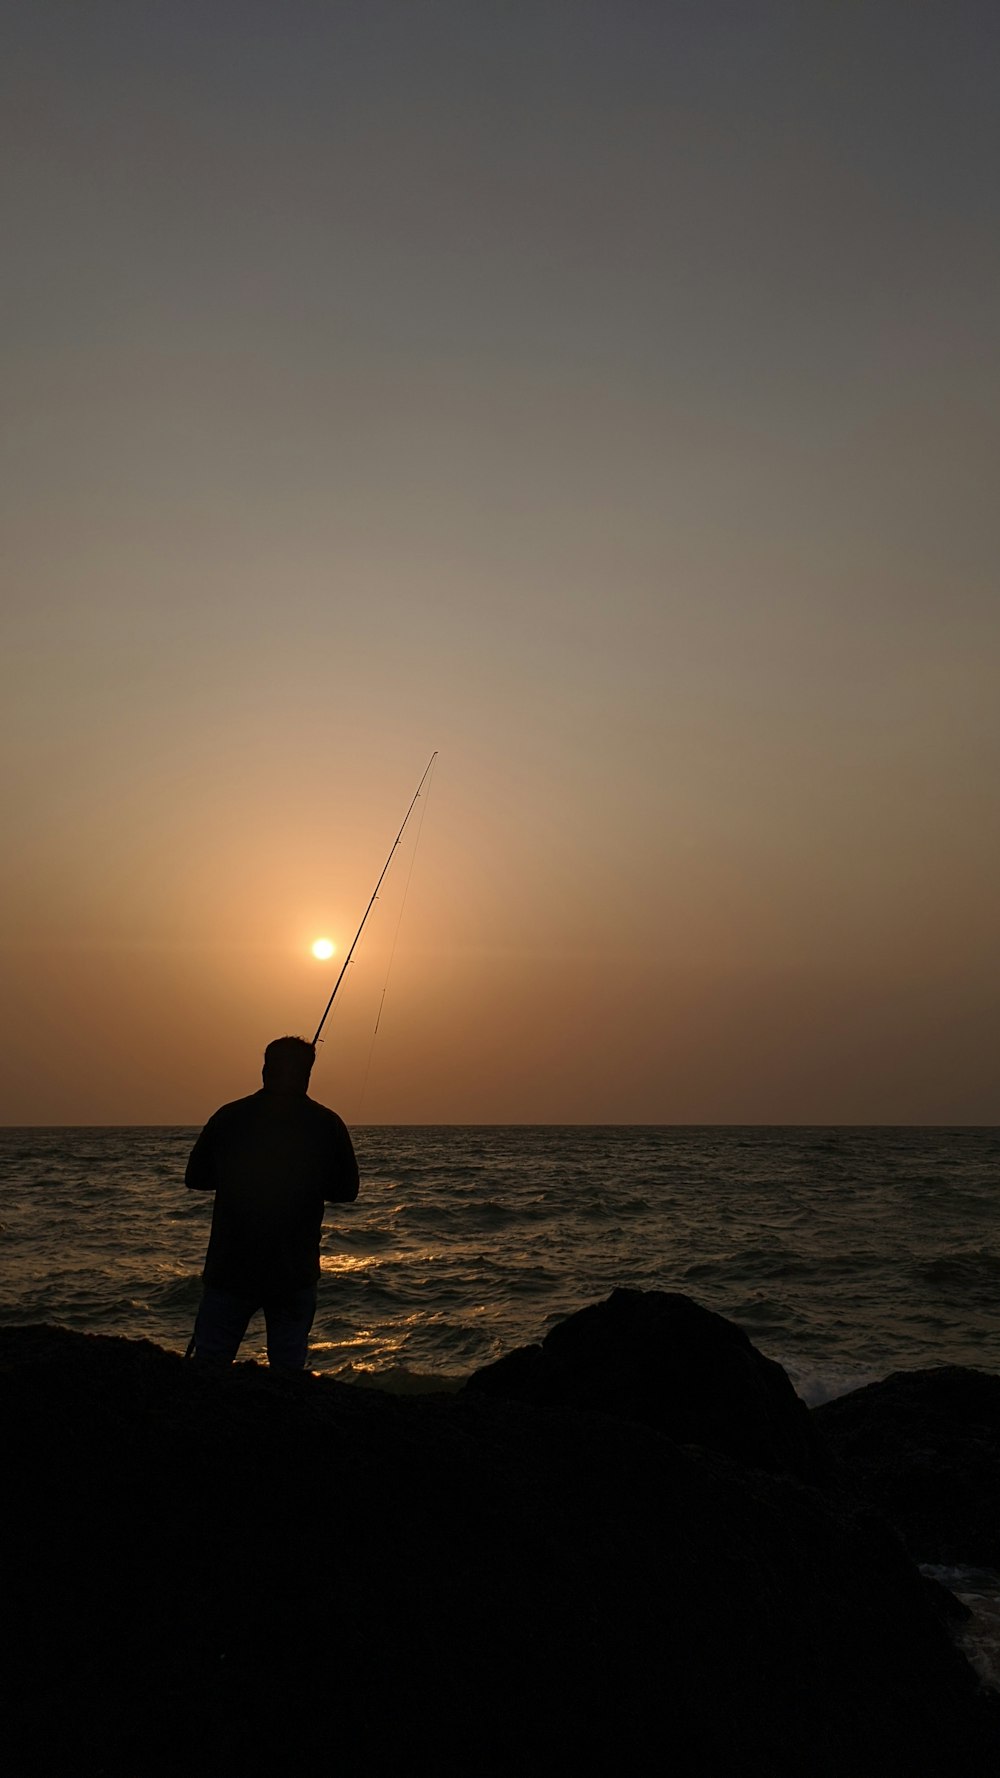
top-left (3, 4), bottom-right (999, 1124)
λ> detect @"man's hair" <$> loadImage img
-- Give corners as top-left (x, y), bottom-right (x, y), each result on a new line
top-left (263, 1035), bottom-right (316, 1086)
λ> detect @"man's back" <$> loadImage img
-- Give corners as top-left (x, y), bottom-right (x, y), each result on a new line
top-left (187, 1087), bottom-right (359, 1298)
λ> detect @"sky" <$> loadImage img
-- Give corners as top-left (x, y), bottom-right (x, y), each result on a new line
top-left (3, 1), bottom-right (999, 1125)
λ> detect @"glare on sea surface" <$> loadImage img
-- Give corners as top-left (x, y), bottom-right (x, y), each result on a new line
top-left (311, 938), bottom-right (335, 960)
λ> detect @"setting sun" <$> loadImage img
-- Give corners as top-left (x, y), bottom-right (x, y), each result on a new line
top-left (311, 938), bottom-right (335, 960)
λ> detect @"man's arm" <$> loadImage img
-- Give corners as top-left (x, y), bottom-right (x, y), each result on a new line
top-left (185, 1118), bottom-right (217, 1192)
top-left (325, 1114), bottom-right (360, 1205)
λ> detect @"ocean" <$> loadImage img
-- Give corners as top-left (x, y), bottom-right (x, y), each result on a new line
top-left (2, 1123), bottom-right (998, 1403)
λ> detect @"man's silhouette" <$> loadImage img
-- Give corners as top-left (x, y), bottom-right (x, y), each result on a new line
top-left (186, 1035), bottom-right (359, 1369)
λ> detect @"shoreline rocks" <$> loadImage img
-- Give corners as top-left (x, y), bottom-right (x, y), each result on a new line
top-left (3, 1300), bottom-right (999, 1776)
top-left (466, 1286), bottom-right (831, 1484)
top-left (815, 1364), bottom-right (1000, 1567)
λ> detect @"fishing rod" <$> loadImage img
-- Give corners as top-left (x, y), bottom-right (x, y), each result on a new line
top-left (312, 751), bottom-right (437, 1046)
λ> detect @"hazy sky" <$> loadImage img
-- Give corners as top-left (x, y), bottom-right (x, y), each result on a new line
top-left (3, 2), bottom-right (999, 1124)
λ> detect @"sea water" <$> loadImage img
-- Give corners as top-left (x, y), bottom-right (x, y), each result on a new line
top-left (2, 1123), bottom-right (998, 1399)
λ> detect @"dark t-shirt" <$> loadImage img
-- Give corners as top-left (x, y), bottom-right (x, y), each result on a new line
top-left (185, 1088), bottom-right (359, 1297)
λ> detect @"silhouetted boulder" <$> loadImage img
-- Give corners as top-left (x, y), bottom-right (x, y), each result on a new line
top-left (815, 1365), bottom-right (1000, 1565)
top-left (466, 1286), bottom-right (830, 1483)
top-left (2, 1320), bottom-right (997, 1777)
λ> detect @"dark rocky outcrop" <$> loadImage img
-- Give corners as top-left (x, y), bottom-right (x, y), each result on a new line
top-left (466, 1287), bottom-right (830, 1484)
top-left (815, 1365), bottom-right (1000, 1566)
top-left (2, 1314), bottom-right (997, 1778)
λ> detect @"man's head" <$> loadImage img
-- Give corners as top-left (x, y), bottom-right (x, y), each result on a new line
top-left (262, 1036), bottom-right (316, 1093)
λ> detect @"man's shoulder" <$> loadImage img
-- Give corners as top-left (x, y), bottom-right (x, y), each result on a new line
top-left (303, 1095), bottom-right (349, 1132)
top-left (206, 1091), bottom-right (265, 1125)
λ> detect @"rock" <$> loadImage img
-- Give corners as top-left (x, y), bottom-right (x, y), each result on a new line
top-left (466, 1287), bottom-right (830, 1484)
top-left (815, 1365), bottom-right (1000, 1565)
top-left (2, 1320), bottom-right (997, 1777)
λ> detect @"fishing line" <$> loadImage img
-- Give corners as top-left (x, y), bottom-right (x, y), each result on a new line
top-left (355, 759), bottom-right (436, 1118)
top-left (312, 751), bottom-right (438, 1047)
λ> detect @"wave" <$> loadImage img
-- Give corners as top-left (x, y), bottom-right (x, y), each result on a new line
top-left (919, 1249), bottom-right (1000, 1279)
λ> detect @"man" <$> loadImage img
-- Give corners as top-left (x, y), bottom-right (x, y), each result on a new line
top-left (185, 1035), bottom-right (359, 1369)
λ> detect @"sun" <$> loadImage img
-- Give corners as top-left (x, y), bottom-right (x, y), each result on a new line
top-left (311, 938), bottom-right (335, 960)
